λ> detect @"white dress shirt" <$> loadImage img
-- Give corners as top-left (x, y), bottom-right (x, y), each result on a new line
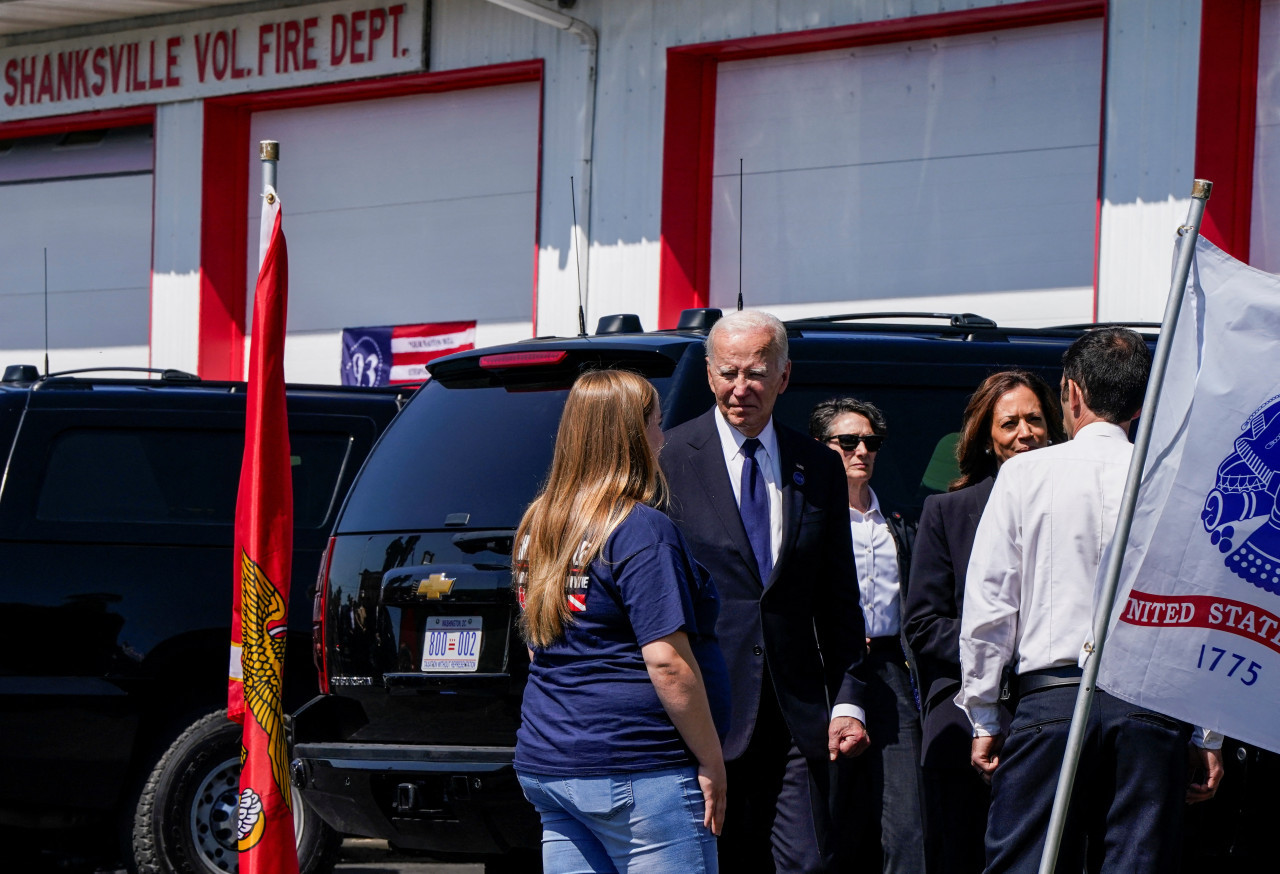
top-left (957, 422), bottom-right (1134, 736)
top-left (713, 412), bottom-right (867, 727)
top-left (957, 421), bottom-right (1222, 748)
top-left (849, 489), bottom-right (901, 638)
top-left (714, 411), bottom-right (783, 571)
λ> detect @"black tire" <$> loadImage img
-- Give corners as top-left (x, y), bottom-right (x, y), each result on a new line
top-left (131, 709), bottom-right (341, 874)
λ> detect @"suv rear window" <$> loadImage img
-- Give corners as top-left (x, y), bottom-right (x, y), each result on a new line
top-left (36, 429), bottom-right (353, 528)
top-left (340, 381), bottom-right (584, 533)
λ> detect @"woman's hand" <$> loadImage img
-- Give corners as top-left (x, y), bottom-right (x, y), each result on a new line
top-left (697, 760), bottom-right (727, 835)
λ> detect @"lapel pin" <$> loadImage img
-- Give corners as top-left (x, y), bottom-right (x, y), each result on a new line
top-left (793, 471), bottom-right (805, 486)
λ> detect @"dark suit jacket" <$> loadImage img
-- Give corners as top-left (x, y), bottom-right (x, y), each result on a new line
top-left (902, 476), bottom-right (995, 767)
top-left (661, 409), bottom-right (867, 763)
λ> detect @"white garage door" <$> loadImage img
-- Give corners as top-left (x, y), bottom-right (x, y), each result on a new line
top-left (710, 19), bottom-right (1104, 326)
top-left (1252, 0), bottom-right (1279, 273)
top-left (247, 81), bottom-right (541, 383)
top-left (0, 125), bottom-right (153, 370)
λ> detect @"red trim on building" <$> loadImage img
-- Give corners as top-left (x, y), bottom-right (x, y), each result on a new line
top-left (658, 51), bottom-right (717, 327)
top-left (200, 101), bottom-right (251, 380)
top-left (657, 0), bottom-right (1106, 327)
top-left (1195, 0), bottom-right (1261, 261)
top-left (0, 105), bottom-right (155, 138)
top-left (196, 61), bottom-right (544, 379)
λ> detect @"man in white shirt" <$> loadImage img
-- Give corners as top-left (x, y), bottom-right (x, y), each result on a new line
top-left (957, 328), bottom-right (1225, 873)
top-left (810, 397), bottom-right (925, 874)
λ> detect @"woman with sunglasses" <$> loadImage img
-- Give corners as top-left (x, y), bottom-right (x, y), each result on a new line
top-left (902, 370), bottom-right (1065, 874)
top-left (513, 369), bottom-right (729, 874)
top-left (809, 397), bottom-right (925, 874)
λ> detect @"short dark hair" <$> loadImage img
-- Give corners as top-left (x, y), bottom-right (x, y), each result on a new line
top-left (1061, 327), bottom-right (1151, 423)
top-left (809, 397), bottom-right (887, 441)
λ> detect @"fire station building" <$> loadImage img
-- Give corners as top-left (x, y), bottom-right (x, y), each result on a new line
top-left (0, 0), bottom-right (1274, 383)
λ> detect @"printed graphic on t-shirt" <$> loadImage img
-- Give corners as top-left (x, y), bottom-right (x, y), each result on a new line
top-left (514, 537), bottom-right (592, 612)
top-left (566, 540), bottom-right (591, 611)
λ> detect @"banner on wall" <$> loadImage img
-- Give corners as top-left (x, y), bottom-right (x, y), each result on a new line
top-left (341, 320), bottom-right (476, 386)
top-left (1, 0), bottom-right (426, 121)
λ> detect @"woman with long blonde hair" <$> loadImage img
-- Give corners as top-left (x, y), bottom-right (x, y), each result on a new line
top-left (513, 370), bottom-right (729, 874)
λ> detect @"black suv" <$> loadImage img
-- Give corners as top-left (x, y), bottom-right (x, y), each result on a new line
top-left (0, 367), bottom-right (406, 873)
top-left (303, 310), bottom-right (1248, 861)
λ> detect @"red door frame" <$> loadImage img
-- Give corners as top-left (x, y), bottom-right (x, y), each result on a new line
top-left (657, 0), bottom-right (1108, 328)
top-left (198, 59), bottom-right (544, 380)
top-left (1195, 0), bottom-right (1262, 261)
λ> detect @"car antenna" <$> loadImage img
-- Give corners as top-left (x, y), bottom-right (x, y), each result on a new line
top-left (737, 158), bottom-right (744, 311)
top-left (570, 176), bottom-right (587, 337)
top-left (43, 247), bottom-right (50, 376)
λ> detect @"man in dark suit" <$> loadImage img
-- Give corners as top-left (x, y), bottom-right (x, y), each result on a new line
top-left (660, 310), bottom-right (870, 873)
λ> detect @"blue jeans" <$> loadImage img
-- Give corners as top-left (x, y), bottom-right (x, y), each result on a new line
top-left (517, 765), bottom-right (718, 874)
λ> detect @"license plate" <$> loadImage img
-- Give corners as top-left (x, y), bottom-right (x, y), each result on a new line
top-left (421, 615), bottom-right (482, 672)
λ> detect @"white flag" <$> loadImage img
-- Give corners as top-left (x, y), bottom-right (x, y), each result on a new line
top-left (1098, 236), bottom-right (1280, 752)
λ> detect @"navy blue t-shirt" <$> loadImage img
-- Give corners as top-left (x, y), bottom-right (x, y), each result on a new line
top-left (514, 503), bottom-right (730, 776)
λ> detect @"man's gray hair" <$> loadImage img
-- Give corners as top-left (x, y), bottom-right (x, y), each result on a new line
top-left (706, 310), bottom-right (789, 368)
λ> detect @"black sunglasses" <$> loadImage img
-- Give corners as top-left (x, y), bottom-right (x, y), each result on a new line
top-left (827, 434), bottom-right (885, 452)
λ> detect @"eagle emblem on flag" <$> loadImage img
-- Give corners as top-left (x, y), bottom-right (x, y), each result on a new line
top-left (238, 548), bottom-right (292, 850)
top-left (1201, 394), bottom-right (1280, 595)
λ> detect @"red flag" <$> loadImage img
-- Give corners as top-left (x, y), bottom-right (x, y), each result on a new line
top-left (229, 183), bottom-right (299, 874)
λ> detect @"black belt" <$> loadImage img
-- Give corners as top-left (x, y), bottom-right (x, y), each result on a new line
top-left (1013, 665), bottom-right (1083, 699)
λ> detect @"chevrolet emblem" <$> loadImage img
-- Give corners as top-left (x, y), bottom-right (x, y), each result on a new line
top-left (417, 573), bottom-right (456, 599)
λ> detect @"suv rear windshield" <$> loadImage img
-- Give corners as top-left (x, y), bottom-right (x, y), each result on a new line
top-left (341, 377), bottom-right (668, 533)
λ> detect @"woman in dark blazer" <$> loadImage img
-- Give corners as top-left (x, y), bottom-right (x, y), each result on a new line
top-left (902, 370), bottom-right (1065, 874)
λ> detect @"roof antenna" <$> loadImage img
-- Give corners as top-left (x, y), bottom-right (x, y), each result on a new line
top-left (737, 158), bottom-right (744, 311)
top-left (570, 176), bottom-right (587, 338)
top-left (43, 247), bottom-right (50, 376)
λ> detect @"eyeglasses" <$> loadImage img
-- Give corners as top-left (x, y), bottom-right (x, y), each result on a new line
top-left (827, 434), bottom-right (885, 452)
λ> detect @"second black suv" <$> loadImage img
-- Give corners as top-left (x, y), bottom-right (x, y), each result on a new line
top-left (0, 367), bottom-right (406, 873)
top-left (289, 310), bottom-right (1134, 864)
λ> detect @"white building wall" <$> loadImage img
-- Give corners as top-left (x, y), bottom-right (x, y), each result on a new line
top-left (1096, 0), bottom-right (1203, 323)
top-left (151, 99), bottom-right (204, 376)
top-left (1252, 0), bottom-right (1280, 273)
top-left (432, 0), bottom-right (1021, 336)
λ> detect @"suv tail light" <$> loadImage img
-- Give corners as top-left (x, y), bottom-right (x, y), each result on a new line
top-left (313, 537), bottom-right (335, 694)
top-left (477, 350), bottom-right (567, 369)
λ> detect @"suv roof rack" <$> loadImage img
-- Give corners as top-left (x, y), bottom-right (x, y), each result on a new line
top-left (38, 366), bottom-right (201, 382)
top-left (1044, 322), bottom-right (1161, 332)
top-left (791, 311), bottom-right (999, 329)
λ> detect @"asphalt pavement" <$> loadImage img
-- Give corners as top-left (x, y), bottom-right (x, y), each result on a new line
top-left (26, 838), bottom-right (490, 874)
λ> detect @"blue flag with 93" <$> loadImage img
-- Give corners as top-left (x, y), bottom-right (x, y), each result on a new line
top-left (1098, 236), bottom-right (1280, 753)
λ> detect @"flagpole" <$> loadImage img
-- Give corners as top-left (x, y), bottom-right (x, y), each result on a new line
top-left (1036, 178), bottom-right (1212, 874)
top-left (261, 140), bottom-right (278, 201)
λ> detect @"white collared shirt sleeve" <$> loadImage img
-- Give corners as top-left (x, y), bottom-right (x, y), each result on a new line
top-left (957, 463), bottom-right (1023, 737)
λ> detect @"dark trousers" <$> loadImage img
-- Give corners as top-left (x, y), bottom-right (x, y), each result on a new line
top-left (720, 675), bottom-right (829, 873)
top-left (920, 761), bottom-right (989, 874)
top-left (986, 686), bottom-right (1192, 874)
top-left (830, 645), bottom-right (927, 874)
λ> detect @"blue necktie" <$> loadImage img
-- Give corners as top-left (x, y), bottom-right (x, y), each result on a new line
top-left (740, 437), bottom-right (773, 582)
